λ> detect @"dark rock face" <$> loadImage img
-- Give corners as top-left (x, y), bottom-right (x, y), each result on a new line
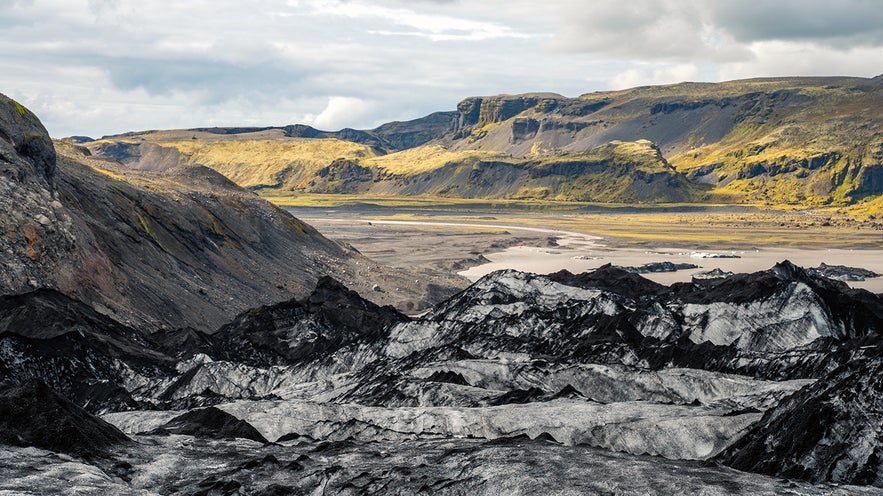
top-left (615, 261), bottom-right (699, 274)
top-left (548, 265), bottom-right (669, 299)
top-left (0, 379), bottom-right (130, 456)
top-left (310, 158), bottom-right (374, 193)
top-left (209, 276), bottom-right (408, 365)
top-left (510, 117), bottom-right (540, 143)
top-left (716, 348), bottom-right (883, 487)
top-left (0, 93), bottom-right (56, 184)
top-left (5, 262), bottom-right (883, 491)
top-left (455, 95), bottom-right (563, 132)
top-left (52, 154), bottom-right (357, 332)
top-left (692, 268), bottom-right (734, 281)
top-left (809, 262), bottom-right (879, 282)
top-left (0, 94), bottom-right (77, 295)
top-left (0, 289), bottom-right (176, 412)
top-left (358, 262), bottom-right (883, 411)
top-left (147, 406), bottom-right (268, 443)
top-left (677, 261), bottom-right (883, 343)
top-left (2, 94), bottom-right (453, 333)
top-left (371, 111), bottom-right (458, 150)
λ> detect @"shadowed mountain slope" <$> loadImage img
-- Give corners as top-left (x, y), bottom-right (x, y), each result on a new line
top-left (0, 379), bottom-right (131, 457)
top-left (0, 92), bottom-right (458, 334)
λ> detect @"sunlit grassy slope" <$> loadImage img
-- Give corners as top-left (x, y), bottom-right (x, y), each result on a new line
top-left (88, 130), bottom-right (378, 190)
top-left (88, 132), bottom-right (701, 202)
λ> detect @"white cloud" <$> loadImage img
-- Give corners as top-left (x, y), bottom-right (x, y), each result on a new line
top-left (609, 63), bottom-right (700, 90)
top-left (718, 41), bottom-right (883, 81)
top-left (546, 0), bottom-right (748, 62)
top-left (309, 96), bottom-right (377, 130)
top-left (306, 0), bottom-right (533, 41)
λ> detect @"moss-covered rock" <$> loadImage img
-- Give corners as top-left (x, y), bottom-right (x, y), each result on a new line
top-left (0, 94), bottom-right (55, 184)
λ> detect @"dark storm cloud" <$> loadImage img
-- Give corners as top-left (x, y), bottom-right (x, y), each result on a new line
top-left (712, 0), bottom-right (883, 45)
top-left (548, 0), bottom-right (883, 61)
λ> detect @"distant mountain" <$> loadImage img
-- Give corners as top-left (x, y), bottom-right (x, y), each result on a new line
top-left (85, 76), bottom-right (883, 206)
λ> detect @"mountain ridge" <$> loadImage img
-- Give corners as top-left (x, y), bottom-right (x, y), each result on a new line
top-left (84, 75), bottom-right (883, 207)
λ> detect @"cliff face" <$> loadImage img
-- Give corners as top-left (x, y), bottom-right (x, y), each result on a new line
top-left (444, 78), bottom-right (883, 205)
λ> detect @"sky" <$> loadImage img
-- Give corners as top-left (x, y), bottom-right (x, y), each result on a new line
top-left (1, 0), bottom-right (882, 138)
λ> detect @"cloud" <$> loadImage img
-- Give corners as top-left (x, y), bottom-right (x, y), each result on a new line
top-left (309, 96), bottom-right (377, 130)
top-left (308, 0), bottom-right (533, 41)
top-left (0, 0), bottom-right (34, 7)
top-left (718, 41), bottom-right (883, 81)
top-left (87, 0), bottom-right (118, 17)
top-left (1, 0), bottom-right (881, 138)
top-left (712, 0), bottom-right (883, 46)
top-left (547, 0), bottom-right (883, 64)
top-left (546, 0), bottom-right (749, 62)
top-left (102, 57), bottom-right (305, 103)
top-left (609, 63), bottom-right (700, 90)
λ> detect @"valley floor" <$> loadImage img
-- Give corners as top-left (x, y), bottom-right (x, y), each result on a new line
top-left (286, 200), bottom-right (883, 294)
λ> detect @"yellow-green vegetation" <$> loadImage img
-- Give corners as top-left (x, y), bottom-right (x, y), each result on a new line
top-left (362, 144), bottom-right (508, 175)
top-left (210, 218), bottom-right (224, 237)
top-left (87, 134), bottom-right (378, 190)
top-left (12, 100), bottom-right (28, 118)
top-left (137, 213), bottom-right (151, 235)
top-left (259, 192), bottom-right (707, 212)
top-left (841, 194), bottom-right (883, 217)
top-left (616, 80), bottom-right (882, 206)
top-left (85, 163), bottom-right (126, 181)
top-left (448, 77), bottom-right (883, 208)
top-left (167, 137), bottom-right (376, 189)
top-left (335, 209), bottom-right (881, 250)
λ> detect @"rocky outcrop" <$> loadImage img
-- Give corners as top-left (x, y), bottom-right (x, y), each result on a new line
top-left (85, 77), bottom-right (883, 206)
top-left (0, 289), bottom-right (176, 412)
top-left (716, 347), bottom-right (883, 487)
top-left (615, 261), bottom-right (698, 274)
top-left (455, 94), bottom-right (563, 135)
top-left (208, 276), bottom-right (408, 366)
top-left (189, 111), bottom-right (458, 153)
top-left (308, 158), bottom-right (374, 193)
top-left (52, 152), bottom-right (356, 332)
top-left (147, 406), bottom-right (268, 443)
top-left (371, 111), bottom-right (458, 150)
top-left (809, 262), bottom-right (879, 282)
top-left (0, 92), bottom-right (457, 333)
top-left (0, 93), bottom-right (56, 183)
top-left (0, 94), bottom-right (77, 296)
top-left (0, 379), bottom-right (130, 456)
top-left (5, 261), bottom-right (883, 492)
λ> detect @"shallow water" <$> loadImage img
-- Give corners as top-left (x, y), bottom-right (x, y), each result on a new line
top-left (460, 233), bottom-right (883, 293)
top-left (289, 209), bottom-right (883, 294)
